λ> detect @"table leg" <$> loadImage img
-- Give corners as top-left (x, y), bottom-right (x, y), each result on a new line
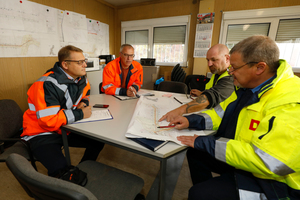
top-left (61, 129), bottom-right (71, 166)
top-left (146, 150), bottom-right (187, 200)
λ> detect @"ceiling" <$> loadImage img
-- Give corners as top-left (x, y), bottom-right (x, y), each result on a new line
top-left (102, 0), bottom-right (152, 7)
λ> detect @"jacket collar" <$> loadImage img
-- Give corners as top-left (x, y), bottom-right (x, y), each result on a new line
top-left (258, 59), bottom-right (293, 98)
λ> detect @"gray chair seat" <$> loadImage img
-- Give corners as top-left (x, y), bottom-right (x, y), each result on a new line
top-left (6, 153), bottom-right (144, 200)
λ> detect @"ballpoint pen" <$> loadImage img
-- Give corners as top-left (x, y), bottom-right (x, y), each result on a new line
top-left (131, 86), bottom-right (140, 98)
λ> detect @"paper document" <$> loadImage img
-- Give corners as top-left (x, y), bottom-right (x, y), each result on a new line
top-left (126, 96), bottom-right (212, 145)
top-left (75, 109), bottom-right (113, 123)
top-left (113, 95), bottom-right (138, 101)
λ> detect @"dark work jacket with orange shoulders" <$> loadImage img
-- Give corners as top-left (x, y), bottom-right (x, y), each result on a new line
top-left (21, 62), bottom-right (90, 137)
top-left (101, 57), bottom-right (143, 95)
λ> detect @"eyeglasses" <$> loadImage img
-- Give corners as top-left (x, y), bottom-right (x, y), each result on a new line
top-left (227, 62), bottom-right (259, 73)
top-left (121, 52), bottom-right (135, 58)
top-left (64, 59), bottom-right (88, 65)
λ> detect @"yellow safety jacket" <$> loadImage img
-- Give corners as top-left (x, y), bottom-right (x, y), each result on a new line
top-left (192, 60), bottom-right (300, 199)
top-left (204, 70), bottom-right (230, 90)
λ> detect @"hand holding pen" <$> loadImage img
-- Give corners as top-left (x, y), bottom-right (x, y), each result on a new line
top-left (129, 86), bottom-right (140, 98)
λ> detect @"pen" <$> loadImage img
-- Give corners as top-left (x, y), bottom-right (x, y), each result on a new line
top-left (174, 97), bottom-right (183, 104)
top-left (157, 125), bottom-right (176, 128)
top-left (131, 86), bottom-right (140, 98)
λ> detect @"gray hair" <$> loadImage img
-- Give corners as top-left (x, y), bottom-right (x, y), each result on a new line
top-left (230, 35), bottom-right (280, 73)
top-left (120, 44), bottom-right (134, 52)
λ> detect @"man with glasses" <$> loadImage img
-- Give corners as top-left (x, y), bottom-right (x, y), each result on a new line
top-left (22, 45), bottom-right (104, 180)
top-left (101, 44), bottom-right (143, 97)
top-left (159, 44), bottom-right (234, 122)
top-left (170, 35), bottom-right (300, 199)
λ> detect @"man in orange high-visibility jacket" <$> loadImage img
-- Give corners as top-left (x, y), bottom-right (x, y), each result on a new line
top-left (101, 44), bottom-right (143, 97)
top-left (22, 45), bottom-right (104, 178)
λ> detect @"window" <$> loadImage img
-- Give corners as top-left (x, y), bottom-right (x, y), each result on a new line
top-left (219, 5), bottom-right (300, 72)
top-left (121, 16), bottom-right (190, 66)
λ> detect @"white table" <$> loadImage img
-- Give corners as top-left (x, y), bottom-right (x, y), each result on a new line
top-left (61, 90), bottom-right (211, 200)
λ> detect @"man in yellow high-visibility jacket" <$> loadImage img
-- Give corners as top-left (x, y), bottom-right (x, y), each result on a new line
top-left (171, 36), bottom-right (300, 200)
top-left (159, 44), bottom-right (234, 122)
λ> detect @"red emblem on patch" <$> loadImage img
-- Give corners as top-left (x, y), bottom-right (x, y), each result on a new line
top-left (249, 119), bottom-right (260, 131)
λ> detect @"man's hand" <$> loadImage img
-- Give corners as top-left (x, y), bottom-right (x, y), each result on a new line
top-left (159, 106), bottom-right (186, 122)
top-left (190, 89), bottom-right (202, 97)
top-left (169, 116), bottom-right (189, 130)
top-left (77, 102), bottom-right (87, 109)
top-left (81, 106), bottom-right (92, 119)
top-left (127, 86), bottom-right (136, 97)
top-left (177, 134), bottom-right (198, 148)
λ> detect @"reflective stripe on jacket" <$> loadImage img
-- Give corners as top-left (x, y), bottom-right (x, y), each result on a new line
top-left (102, 57), bottom-right (143, 95)
top-left (202, 60), bottom-right (300, 199)
top-left (22, 63), bottom-right (90, 137)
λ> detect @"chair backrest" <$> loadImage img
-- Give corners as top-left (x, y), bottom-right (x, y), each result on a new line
top-left (171, 63), bottom-right (186, 82)
top-left (185, 75), bottom-right (210, 93)
top-left (0, 99), bottom-right (23, 138)
top-left (99, 82), bottom-right (104, 94)
top-left (171, 63), bottom-right (181, 81)
top-left (157, 81), bottom-right (188, 94)
top-left (6, 153), bottom-right (97, 200)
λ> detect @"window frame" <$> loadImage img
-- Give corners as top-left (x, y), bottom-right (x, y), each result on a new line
top-left (121, 15), bottom-right (190, 67)
top-left (219, 5), bottom-right (300, 72)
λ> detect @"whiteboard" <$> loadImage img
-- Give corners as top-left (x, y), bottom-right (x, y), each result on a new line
top-left (0, 0), bottom-right (109, 58)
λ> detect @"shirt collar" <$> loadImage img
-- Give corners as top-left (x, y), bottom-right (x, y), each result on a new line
top-left (59, 67), bottom-right (81, 83)
top-left (251, 76), bottom-right (274, 93)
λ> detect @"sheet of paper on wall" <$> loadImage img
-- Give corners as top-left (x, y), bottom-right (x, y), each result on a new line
top-left (74, 109), bottom-right (113, 123)
top-left (125, 96), bottom-right (212, 145)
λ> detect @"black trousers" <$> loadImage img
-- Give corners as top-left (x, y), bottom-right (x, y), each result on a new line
top-left (29, 133), bottom-right (105, 177)
top-left (186, 148), bottom-right (239, 200)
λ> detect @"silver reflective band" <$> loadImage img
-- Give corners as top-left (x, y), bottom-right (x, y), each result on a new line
top-left (115, 88), bottom-right (121, 95)
top-left (253, 145), bottom-right (295, 176)
top-left (199, 113), bottom-right (213, 129)
top-left (214, 104), bottom-right (225, 119)
top-left (64, 109), bottom-right (75, 124)
top-left (28, 103), bottom-right (36, 111)
top-left (239, 189), bottom-right (267, 200)
top-left (73, 93), bottom-right (83, 110)
top-left (215, 137), bottom-right (230, 162)
top-left (36, 107), bottom-right (60, 119)
top-left (103, 83), bottom-right (113, 90)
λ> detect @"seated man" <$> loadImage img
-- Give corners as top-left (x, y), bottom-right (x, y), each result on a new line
top-left (22, 45), bottom-right (104, 178)
top-left (172, 36), bottom-right (300, 199)
top-left (159, 44), bottom-right (234, 122)
top-left (101, 44), bottom-right (143, 97)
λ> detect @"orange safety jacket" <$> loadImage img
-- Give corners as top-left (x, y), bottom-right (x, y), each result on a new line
top-left (21, 63), bottom-right (90, 137)
top-left (101, 57), bottom-right (143, 95)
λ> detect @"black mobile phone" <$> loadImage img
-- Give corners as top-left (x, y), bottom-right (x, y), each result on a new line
top-left (93, 104), bottom-right (109, 108)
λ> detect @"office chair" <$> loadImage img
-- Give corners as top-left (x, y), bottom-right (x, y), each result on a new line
top-left (185, 75), bottom-right (210, 93)
top-left (0, 99), bottom-right (37, 170)
top-left (171, 63), bottom-right (181, 81)
top-left (157, 81), bottom-right (188, 94)
top-left (99, 82), bottom-right (104, 94)
top-left (6, 153), bottom-right (145, 200)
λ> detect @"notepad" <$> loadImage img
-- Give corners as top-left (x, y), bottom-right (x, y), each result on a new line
top-left (74, 109), bottom-right (113, 123)
top-left (113, 95), bottom-right (138, 101)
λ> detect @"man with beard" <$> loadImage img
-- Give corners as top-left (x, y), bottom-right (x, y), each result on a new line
top-left (159, 44), bottom-right (234, 122)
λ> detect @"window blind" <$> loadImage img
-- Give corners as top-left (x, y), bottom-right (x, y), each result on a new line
top-left (125, 30), bottom-right (148, 45)
top-left (154, 25), bottom-right (186, 44)
top-left (276, 18), bottom-right (300, 42)
top-left (226, 23), bottom-right (270, 44)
